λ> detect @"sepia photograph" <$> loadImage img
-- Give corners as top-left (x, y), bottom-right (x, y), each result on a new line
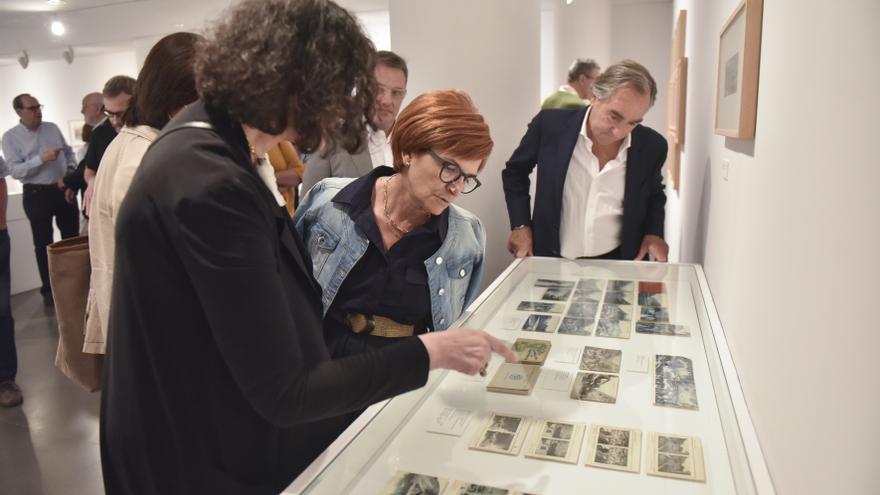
top-left (478, 430), bottom-right (515, 451)
top-left (599, 303), bottom-right (633, 321)
top-left (604, 291), bottom-right (634, 305)
top-left (512, 338), bottom-right (551, 365)
top-left (585, 424), bottom-right (641, 473)
top-left (470, 413), bottom-right (530, 455)
top-left (534, 278), bottom-right (575, 288)
top-left (557, 317), bottom-right (594, 336)
top-left (381, 471), bottom-right (448, 495)
top-left (525, 419), bottom-right (584, 464)
top-left (571, 288), bottom-right (602, 303)
top-left (567, 302), bottom-right (600, 318)
top-left (595, 319), bottom-right (632, 339)
top-left (576, 278), bottom-right (605, 291)
top-left (579, 346), bottom-right (622, 373)
top-left (520, 314), bottom-right (559, 333)
top-left (654, 355), bottom-right (699, 410)
top-left (446, 481), bottom-right (511, 495)
top-left (541, 287), bottom-right (572, 301)
top-left (517, 301), bottom-right (564, 314)
top-left (647, 432), bottom-right (705, 481)
top-left (488, 414), bottom-right (522, 434)
top-left (570, 372), bottom-right (619, 403)
top-left (636, 322), bottom-right (691, 337)
top-left (640, 306), bottom-right (671, 322)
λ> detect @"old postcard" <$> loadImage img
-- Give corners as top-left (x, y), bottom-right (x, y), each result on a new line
top-left (487, 363), bottom-right (541, 395)
top-left (584, 424), bottom-right (642, 473)
top-left (604, 291), bottom-right (634, 305)
top-left (571, 288), bottom-right (602, 303)
top-left (638, 281), bottom-right (666, 294)
top-left (524, 419), bottom-right (585, 464)
top-left (595, 318), bottom-right (632, 339)
top-left (381, 471), bottom-right (449, 495)
top-left (607, 280), bottom-right (634, 292)
top-left (639, 306), bottom-right (671, 322)
top-left (534, 278), bottom-right (575, 288)
top-left (557, 317), bottom-right (594, 336)
top-left (647, 432), bottom-right (706, 482)
top-left (654, 355), bottom-right (699, 410)
top-left (512, 338), bottom-right (552, 365)
top-left (599, 303), bottom-right (633, 321)
top-left (470, 412), bottom-right (531, 455)
top-left (444, 481), bottom-right (511, 494)
top-left (566, 302), bottom-right (600, 318)
top-left (636, 321), bottom-right (690, 337)
top-left (569, 372), bottom-right (619, 404)
top-left (576, 278), bottom-right (605, 291)
top-left (579, 346), bottom-right (622, 373)
top-left (637, 293), bottom-right (668, 307)
top-left (520, 314), bottom-right (560, 333)
top-left (541, 287), bottom-right (572, 302)
top-left (517, 301), bottom-right (564, 314)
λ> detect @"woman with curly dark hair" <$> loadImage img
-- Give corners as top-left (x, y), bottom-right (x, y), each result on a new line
top-left (99, 1), bottom-right (515, 493)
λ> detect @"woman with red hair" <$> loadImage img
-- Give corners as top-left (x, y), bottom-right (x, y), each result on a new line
top-left (296, 89), bottom-right (493, 356)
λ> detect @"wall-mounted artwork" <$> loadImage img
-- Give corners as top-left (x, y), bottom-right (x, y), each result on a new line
top-left (67, 119), bottom-right (85, 147)
top-left (666, 9), bottom-right (687, 192)
top-left (714, 0), bottom-right (763, 139)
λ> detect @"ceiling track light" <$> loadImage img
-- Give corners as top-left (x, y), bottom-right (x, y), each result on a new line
top-left (63, 45), bottom-right (74, 64)
top-left (51, 18), bottom-right (66, 36)
top-left (18, 51), bottom-right (29, 69)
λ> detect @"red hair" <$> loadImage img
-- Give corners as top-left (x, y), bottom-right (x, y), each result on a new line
top-left (390, 89), bottom-right (493, 172)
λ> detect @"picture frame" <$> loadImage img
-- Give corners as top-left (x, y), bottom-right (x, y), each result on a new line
top-left (714, 0), bottom-right (764, 138)
top-left (666, 10), bottom-right (687, 192)
top-left (67, 119), bottom-right (86, 147)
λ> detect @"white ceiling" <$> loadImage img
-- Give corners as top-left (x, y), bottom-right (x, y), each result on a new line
top-left (0, 0), bottom-right (390, 66)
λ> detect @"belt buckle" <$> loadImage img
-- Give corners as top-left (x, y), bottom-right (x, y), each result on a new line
top-left (345, 313), bottom-right (375, 335)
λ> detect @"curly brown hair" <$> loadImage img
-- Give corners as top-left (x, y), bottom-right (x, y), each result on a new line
top-left (195, 0), bottom-right (376, 154)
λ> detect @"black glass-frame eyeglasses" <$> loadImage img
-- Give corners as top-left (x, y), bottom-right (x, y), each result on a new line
top-left (426, 149), bottom-right (481, 194)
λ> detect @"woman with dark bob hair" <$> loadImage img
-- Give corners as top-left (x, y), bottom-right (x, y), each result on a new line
top-left (99, 1), bottom-right (515, 493)
top-left (296, 90), bottom-right (493, 357)
top-left (85, 31), bottom-right (202, 355)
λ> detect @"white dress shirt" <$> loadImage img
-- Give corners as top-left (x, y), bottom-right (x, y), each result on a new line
top-left (559, 107), bottom-right (632, 259)
top-left (367, 126), bottom-right (393, 168)
top-left (1, 121), bottom-right (76, 183)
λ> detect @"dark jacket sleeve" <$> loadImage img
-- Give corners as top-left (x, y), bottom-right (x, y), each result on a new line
top-left (173, 177), bottom-right (429, 428)
top-left (63, 158), bottom-right (87, 191)
top-left (644, 134), bottom-right (668, 237)
top-left (501, 111), bottom-right (544, 229)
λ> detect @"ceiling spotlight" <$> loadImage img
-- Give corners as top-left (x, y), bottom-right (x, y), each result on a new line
top-left (47, 0), bottom-right (68, 5)
top-left (51, 19), bottom-right (66, 36)
top-left (18, 51), bottom-right (29, 69)
top-left (566, 0), bottom-right (574, 4)
top-left (62, 46), bottom-right (74, 64)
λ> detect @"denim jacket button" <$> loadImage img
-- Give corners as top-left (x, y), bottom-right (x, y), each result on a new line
top-left (439, 318), bottom-right (446, 326)
top-left (434, 256), bottom-right (443, 265)
top-left (438, 288), bottom-right (445, 296)
top-left (459, 268), bottom-right (466, 277)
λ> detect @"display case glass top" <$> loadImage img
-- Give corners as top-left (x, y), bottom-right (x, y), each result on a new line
top-left (294, 257), bottom-right (768, 494)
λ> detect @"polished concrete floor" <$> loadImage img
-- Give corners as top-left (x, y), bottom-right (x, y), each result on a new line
top-left (0, 290), bottom-right (104, 495)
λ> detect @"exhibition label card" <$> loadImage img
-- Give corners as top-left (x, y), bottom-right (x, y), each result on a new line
top-left (552, 346), bottom-right (581, 364)
top-left (539, 369), bottom-right (574, 392)
top-left (426, 407), bottom-right (472, 437)
top-left (624, 353), bottom-right (651, 373)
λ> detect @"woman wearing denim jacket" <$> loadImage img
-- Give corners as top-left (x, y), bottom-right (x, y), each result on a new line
top-left (295, 90), bottom-right (492, 357)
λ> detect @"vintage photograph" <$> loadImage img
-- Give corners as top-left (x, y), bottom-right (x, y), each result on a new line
top-left (637, 293), bottom-right (668, 307)
top-left (607, 280), bottom-right (634, 292)
top-left (516, 301), bottom-right (564, 314)
top-left (636, 321), bottom-right (690, 337)
top-left (647, 432), bottom-right (705, 481)
top-left (520, 314), bottom-right (559, 333)
top-left (381, 471), bottom-right (448, 495)
top-left (604, 291), bottom-right (634, 305)
top-left (639, 306), bottom-right (670, 322)
top-left (595, 319), bottom-right (631, 339)
top-left (576, 278), bottom-right (605, 291)
top-left (585, 424), bottom-right (641, 472)
top-left (525, 419), bottom-right (584, 464)
top-left (569, 372), bottom-right (619, 403)
top-left (512, 338), bottom-right (551, 365)
top-left (579, 346), bottom-right (622, 373)
top-left (599, 303), bottom-right (632, 321)
top-left (654, 355), bottom-right (699, 410)
top-left (534, 278), bottom-right (575, 289)
top-left (470, 413), bottom-right (530, 455)
top-left (567, 302), bottom-right (599, 318)
top-left (571, 288), bottom-right (602, 303)
top-left (541, 287), bottom-right (572, 302)
top-left (446, 481), bottom-right (511, 495)
top-left (487, 363), bottom-right (541, 395)
top-left (557, 317), bottom-right (594, 336)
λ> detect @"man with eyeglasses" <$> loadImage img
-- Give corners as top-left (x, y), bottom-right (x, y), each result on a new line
top-left (503, 60), bottom-right (669, 262)
top-left (2, 94), bottom-right (80, 306)
top-left (301, 50), bottom-right (409, 193)
top-left (63, 75), bottom-right (134, 215)
top-left (542, 58), bottom-right (601, 110)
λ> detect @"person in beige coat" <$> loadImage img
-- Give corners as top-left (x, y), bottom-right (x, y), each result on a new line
top-left (83, 32), bottom-right (202, 353)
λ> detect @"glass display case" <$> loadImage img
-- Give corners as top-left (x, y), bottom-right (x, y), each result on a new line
top-left (286, 257), bottom-right (774, 494)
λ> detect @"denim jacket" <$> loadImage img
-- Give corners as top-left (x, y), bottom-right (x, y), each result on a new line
top-left (293, 177), bottom-right (486, 331)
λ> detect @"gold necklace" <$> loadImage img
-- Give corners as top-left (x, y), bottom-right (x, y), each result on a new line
top-left (383, 175), bottom-right (410, 236)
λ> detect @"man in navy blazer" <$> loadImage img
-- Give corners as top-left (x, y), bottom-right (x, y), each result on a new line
top-left (502, 60), bottom-right (669, 261)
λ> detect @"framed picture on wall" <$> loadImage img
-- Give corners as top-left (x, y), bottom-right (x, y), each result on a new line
top-left (666, 9), bottom-right (687, 192)
top-left (67, 119), bottom-right (86, 147)
top-left (714, 0), bottom-right (763, 139)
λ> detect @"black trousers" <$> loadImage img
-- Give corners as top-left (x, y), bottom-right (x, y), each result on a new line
top-left (22, 185), bottom-right (80, 294)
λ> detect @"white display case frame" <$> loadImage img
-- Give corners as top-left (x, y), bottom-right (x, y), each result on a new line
top-left (286, 257), bottom-right (776, 494)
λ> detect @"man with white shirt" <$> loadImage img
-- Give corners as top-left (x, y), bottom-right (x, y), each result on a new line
top-left (301, 50), bottom-right (408, 193)
top-left (2, 94), bottom-right (80, 305)
top-left (541, 59), bottom-right (601, 110)
top-left (502, 60), bottom-right (668, 261)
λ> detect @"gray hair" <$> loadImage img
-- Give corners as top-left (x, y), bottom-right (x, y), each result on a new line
top-left (592, 59), bottom-right (657, 106)
top-left (567, 59), bottom-right (600, 83)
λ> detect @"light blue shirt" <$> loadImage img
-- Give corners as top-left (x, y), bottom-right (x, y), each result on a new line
top-left (1, 121), bottom-right (76, 184)
top-left (0, 155), bottom-right (8, 179)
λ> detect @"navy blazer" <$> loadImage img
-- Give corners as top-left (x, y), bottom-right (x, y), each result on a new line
top-left (502, 107), bottom-right (667, 259)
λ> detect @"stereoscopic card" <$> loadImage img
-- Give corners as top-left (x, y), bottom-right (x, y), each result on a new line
top-left (381, 470), bottom-right (449, 495)
top-left (524, 419), bottom-right (585, 464)
top-left (470, 412), bottom-right (531, 456)
top-left (647, 432), bottom-right (706, 482)
top-left (569, 372), bottom-right (620, 404)
top-left (585, 424), bottom-right (642, 473)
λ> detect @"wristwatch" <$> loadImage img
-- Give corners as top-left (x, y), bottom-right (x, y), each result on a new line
top-left (512, 224), bottom-right (529, 230)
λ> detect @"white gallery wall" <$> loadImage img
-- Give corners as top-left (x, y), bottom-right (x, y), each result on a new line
top-left (0, 51), bottom-right (138, 293)
top-left (673, 0), bottom-right (880, 493)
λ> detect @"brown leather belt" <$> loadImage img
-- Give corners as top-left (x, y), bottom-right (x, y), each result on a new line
top-left (330, 310), bottom-right (415, 338)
